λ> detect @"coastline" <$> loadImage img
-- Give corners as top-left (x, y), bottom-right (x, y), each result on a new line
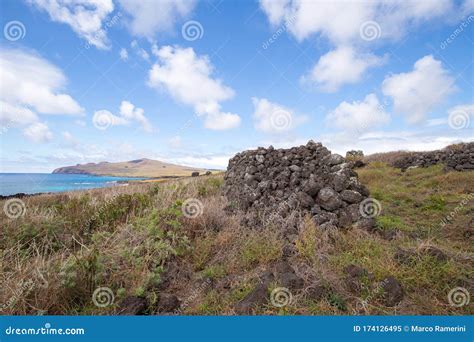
top-left (0, 173), bottom-right (149, 199)
top-left (0, 171), bottom-right (223, 199)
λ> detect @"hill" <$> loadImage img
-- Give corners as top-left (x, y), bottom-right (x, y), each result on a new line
top-left (1, 161), bottom-right (472, 315)
top-left (52, 158), bottom-right (210, 178)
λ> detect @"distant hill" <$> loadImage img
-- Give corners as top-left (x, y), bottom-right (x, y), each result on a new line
top-left (52, 158), bottom-right (211, 178)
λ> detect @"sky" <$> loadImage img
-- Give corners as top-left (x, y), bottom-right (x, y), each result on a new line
top-left (0, 0), bottom-right (473, 173)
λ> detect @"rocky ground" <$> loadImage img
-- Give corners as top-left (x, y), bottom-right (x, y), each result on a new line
top-left (0, 143), bottom-right (472, 315)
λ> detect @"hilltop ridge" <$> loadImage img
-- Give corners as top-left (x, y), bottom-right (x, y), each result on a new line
top-left (52, 158), bottom-right (209, 178)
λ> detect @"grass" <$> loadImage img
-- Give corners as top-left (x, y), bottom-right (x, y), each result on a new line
top-left (0, 164), bottom-right (472, 315)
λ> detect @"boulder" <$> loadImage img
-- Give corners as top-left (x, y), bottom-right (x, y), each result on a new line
top-left (116, 296), bottom-right (148, 315)
top-left (316, 187), bottom-right (343, 211)
top-left (381, 276), bottom-right (404, 306)
top-left (157, 293), bottom-right (180, 312)
top-left (234, 283), bottom-right (268, 314)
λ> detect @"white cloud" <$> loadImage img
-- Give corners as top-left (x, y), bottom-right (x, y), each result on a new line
top-left (252, 97), bottom-right (307, 133)
top-left (448, 104), bottom-right (474, 118)
top-left (260, 0), bottom-right (455, 44)
top-left (0, 48), bottom-right (83, 142)
top-left (260, 1), bottom-right (460, 92)
top-left (148, 45), bottom-right (240, 130)
top-left (0, 48), bottom-right (83, 117)
top-left (165, 154), bottom-right (231, 170)
top-left (118, 0), bottom-right (197, 38)
top-left (119, 101), bottom-right (152, 132)
top-left (92, 109), bottom-right (128, 128)
top-left (203, 111), bottom-right (241, 131)
top-left (151, 42), bottom-right (160, 57)
top-left (23, 122), bottom-right (53, 143)
top-left (119, 48), bottom-right (128, 60)
top-left (327, 93), bottom-right (390, 133)
top-left (462, 0), bottom-right (474, 14)
top-left (92, 101), bottom-right (152, 132)
top-left (321, 128), bottom-right (473, 157)
top-left (426, 118), bottom-right (447, 127)
top-left (302, 46), bottom-right (386, 92)
top-left (131, 40), bottom-right (150, 61)
top-left (0, 101), bottom-right (38, 126)
top-left (28, 0), bottom-right (114, 49)
top-left (382, 55), bottom-right (456, 123)
top-left (61, 131), bottom-right (81, 148)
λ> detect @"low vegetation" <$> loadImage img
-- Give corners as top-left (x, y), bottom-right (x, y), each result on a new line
top-left (0, 164), bottom-right (472, 315)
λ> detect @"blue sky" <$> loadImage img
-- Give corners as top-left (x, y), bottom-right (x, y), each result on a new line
top-left (0, 0), bottom-right (473, 172)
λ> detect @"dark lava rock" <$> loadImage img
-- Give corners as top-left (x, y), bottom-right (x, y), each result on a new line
top-left (306, 285), bottom-right (327, 301)
top-left (381, 276), bottom-right (404, 306)
top-left (234, 283), bottom-right (269, 314)
top-left (302, 179), bottom-right (323, 196)
top-left (345, 264), bottom-right (370, 279)
top-left (394, 248), bottom-right (417, 265)
top-left (222, 141), bottom-right (373, 229)
top-left (157, 293), bottom-right (180, 313)
top-left (274, 262), bottom-right (304, 290)
top-left (116, 296), bottom-right (148, 315)
top-left (354, 218), bottom-right (376, 231)
top-left (340, 190), bottom-right (363, 204)
top-left (422, 246), bottom-right (448, 262)
top-left (316, 187), bottom-right (343, 211)
top-left (379, 229), bottom-right (399, 240)
top-left (282, 244), bottom-right (298, 258)
top-left (344, 264), bottom-right (373, 295)
top-left (391, 142), bottom-right (474, 171)
top-left (297, 191), bottom-right (314, 209)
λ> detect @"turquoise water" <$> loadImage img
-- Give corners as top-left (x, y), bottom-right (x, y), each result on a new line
top-left (0, 173), bottom-right (147, 196)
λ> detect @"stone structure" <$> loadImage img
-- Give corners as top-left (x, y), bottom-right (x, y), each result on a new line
top-left (392, 142), bottom-right (474, 171)
top-left (223, 141), bottom-right (374, 230)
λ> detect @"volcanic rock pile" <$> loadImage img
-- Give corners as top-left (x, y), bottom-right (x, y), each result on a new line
top-left (392, 142), bottom-right (474, 171)
top-left (223, 140), bottom-right (375, 230)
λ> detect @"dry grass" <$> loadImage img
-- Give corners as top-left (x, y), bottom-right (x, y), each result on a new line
top-left (0, 166), bottom-right (472, 315)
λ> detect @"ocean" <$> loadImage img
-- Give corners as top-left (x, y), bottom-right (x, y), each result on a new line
top-left (0, 173), bottom-right (147, 196)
